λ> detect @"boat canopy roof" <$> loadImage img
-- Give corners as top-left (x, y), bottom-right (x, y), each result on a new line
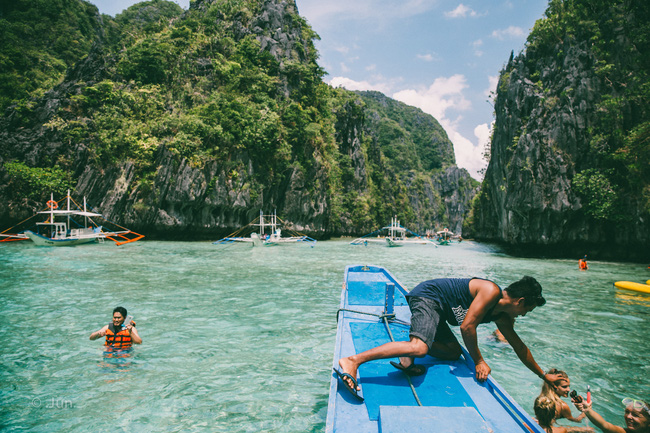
top-left (37, 210), bottom-right (103, 217)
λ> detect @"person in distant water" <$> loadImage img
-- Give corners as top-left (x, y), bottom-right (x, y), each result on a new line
top-left (90, 306), bottom-right (141, 348)
top-left (492, 327), bottom-right (509, 343)
top-left (573, 396), bottom-right (650, 433)
top-left (538, 368), bottom-right (586, 424)
top-left (535, 396), bottom-right (594, 433)
top-left (335, 275), bottom-right (563, 399)
top-left (579, 255), bottom-right (589, 271)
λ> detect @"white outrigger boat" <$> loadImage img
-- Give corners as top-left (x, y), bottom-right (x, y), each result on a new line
top-left (436, 228), bottom-right (454, 245)
top-left (350, 216), bottom-right (436, 247)
top-left (0, 191), bottom-right (144, 246)
top-left (213, 210), bottom-right (316, 247)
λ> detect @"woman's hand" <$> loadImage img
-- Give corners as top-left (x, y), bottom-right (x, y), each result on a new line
top-left (574, 400), bottom-right (592, 412)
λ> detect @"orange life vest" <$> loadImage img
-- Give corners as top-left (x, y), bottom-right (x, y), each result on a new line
top-left (579, 259), bottom-right (587, 269)
top-left (105, 321), bottom-right (135, 348)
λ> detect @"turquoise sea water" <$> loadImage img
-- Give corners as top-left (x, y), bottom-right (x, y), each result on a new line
top-left (0, 239), bottom-right (648, 432)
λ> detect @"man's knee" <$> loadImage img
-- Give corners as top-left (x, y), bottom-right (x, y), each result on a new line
top-left (409, 337), bottom-right (429, 357)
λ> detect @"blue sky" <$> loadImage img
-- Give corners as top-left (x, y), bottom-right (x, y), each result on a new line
top-left (89, 0), bottom-right (550, 179)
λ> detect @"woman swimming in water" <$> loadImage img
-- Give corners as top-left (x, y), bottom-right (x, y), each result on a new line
top-left (535, 396), bottom-right (594, 433)
top-left (538, 369), bottom-right (586, 423)
top-left (574, 397), bottom-right (650, 433)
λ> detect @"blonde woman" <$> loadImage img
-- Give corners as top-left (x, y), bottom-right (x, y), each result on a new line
top-left (539, 368), bottom-right (586, 423)
top-left (535, 396), bottom-right (594, 433)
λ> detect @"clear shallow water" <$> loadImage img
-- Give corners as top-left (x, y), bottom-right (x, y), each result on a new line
top-left (0, 239), bottom-right (648, 432)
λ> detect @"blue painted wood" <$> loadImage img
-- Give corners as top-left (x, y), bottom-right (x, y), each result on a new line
top-left (379, 406), bottom-right (491, 432)
top-left (326, 264), bottom-right (544, 433)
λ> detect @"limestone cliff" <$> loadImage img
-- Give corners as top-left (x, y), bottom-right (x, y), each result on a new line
top-left (0, 0), bottom-right (477, 239)
top-left (474, 0), bottom-right (650, 261)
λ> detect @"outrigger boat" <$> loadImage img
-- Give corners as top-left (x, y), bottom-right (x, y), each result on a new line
top-left (0, 191), bottom-right (144, 246)
top-left (350, 217), bottom-right (435, 247)
top-left (436, 228), bottom-right (454, 245)
top-left (213, 210), bottom-right (316, 247)
top-left (327, 264), bottom-right (544, 433)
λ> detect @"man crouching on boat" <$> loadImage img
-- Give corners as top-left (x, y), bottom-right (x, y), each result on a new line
top-left (337, 276), bottom-right (562, 395)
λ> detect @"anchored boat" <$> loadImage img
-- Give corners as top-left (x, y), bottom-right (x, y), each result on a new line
top-left (213, 210), bottom-right (316, 247)
top-left (350, 217), bottom-right (435, 247)
top-left (327, 264), bottom-right (544, 433)
top-left (0, 191), bottom-right (144, 246)
top-left (435, 228), bottom-right (454, 245)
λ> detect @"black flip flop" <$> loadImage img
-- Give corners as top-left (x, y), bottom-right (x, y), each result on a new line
top-left (390, 361), bottom-right (426, 376)
top-left (333, 368), bottom-right (364, 402)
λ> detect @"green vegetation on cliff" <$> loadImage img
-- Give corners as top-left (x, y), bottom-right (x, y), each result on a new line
top-left (525, 0), bottom-right (650, 218)
top-left (473, 0), bottom-right (649, 259)
top-left (0, 0), bottom-right (100, 111)
top-left (0, 0), bottom-right (473, 237)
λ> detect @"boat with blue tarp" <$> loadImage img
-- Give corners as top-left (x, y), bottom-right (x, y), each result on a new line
top-left (326, 264), bottom-right (544, 433)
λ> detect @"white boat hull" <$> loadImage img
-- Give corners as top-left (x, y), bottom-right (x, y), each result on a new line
top-left (25, 231), bottom-right (100, 246)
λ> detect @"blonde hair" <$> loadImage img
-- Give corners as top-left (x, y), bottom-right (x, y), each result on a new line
top-left (535, 396), bottom-right (557, 433)
top-left (538, 368), bottom-right (569, 417)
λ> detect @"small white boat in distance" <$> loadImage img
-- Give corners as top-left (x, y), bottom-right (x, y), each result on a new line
top-left (350, 216), bottom-right (436, 247)
top-left (213, 210), bottom-right (316, 247)
top-left (0, 191), bottom-right (144, 246)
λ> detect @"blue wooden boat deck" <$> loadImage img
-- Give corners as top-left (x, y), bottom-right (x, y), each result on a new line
top-left (326, 265), bottom-right (543, 433)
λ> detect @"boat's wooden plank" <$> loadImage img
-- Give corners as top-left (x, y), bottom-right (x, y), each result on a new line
top-left (378, 406), bottom-right (491, 432)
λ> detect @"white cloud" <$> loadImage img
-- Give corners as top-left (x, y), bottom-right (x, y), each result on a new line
top-left (416, 53), bottom-right (434, 62)
top-left (472, 39), bottom-right (483, 57)
top-left (390, 75), bottom-right (489, 179)
top-left (444, 4), bottom-right (477, 18)
top-left (491, 26), bottom-right (524, 40)
top-left (328, 76), bottom-right (393, 94)
top-left (329, 74), bottom-right (487, 179)
top-left (485, 75), bottom-right (499, 98)
top-left (392, 75), bottom-right (470, 121)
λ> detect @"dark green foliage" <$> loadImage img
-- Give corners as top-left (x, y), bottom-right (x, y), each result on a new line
top-left (355, 91), bottom-right (455, 172)
top-left (3, 161), bottom-right (74, 201)
top-left (572, 169), bottom-right (618, 220)
top-left (526, 0), bottom-right (650, 216)
top-left (0, 0), bottom-right (100, 111)
top-left (0, 0), bottom-right (466, 235)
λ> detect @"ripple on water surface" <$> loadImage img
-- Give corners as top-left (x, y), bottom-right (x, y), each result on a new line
top-left (0, 240), bottom-right (648, 432)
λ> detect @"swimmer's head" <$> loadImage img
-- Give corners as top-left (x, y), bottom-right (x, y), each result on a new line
top-left (623, 398), bottom-right (650, 416)
top-left (505, 276), bottom-right (546, 307)
top-left (623, 399), bottom-right (650, 432)
top-left (113, 306), bottom-right (127, 325)
top-left (534, 396), bottom-right (557, 427)
top-left (542, 368), bottom-right (570, 396)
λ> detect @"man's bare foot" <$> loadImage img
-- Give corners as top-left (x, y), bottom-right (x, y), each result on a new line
top-left (398, 356), bottom-right (414, 368)
top-left (338, 357), bottom-right (360, 391)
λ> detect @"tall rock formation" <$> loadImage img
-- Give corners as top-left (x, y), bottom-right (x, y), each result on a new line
top-left (0, 0), bottom-right (477, 239)
top-left (474, 0), bottom-right (650, 261)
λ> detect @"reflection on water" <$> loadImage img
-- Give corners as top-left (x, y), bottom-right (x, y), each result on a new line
top-left (0, 240), bottom-right (648, 432)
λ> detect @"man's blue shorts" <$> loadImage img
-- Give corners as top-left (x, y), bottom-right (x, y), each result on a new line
top-left (408, 296), bottom-right (457, 351)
